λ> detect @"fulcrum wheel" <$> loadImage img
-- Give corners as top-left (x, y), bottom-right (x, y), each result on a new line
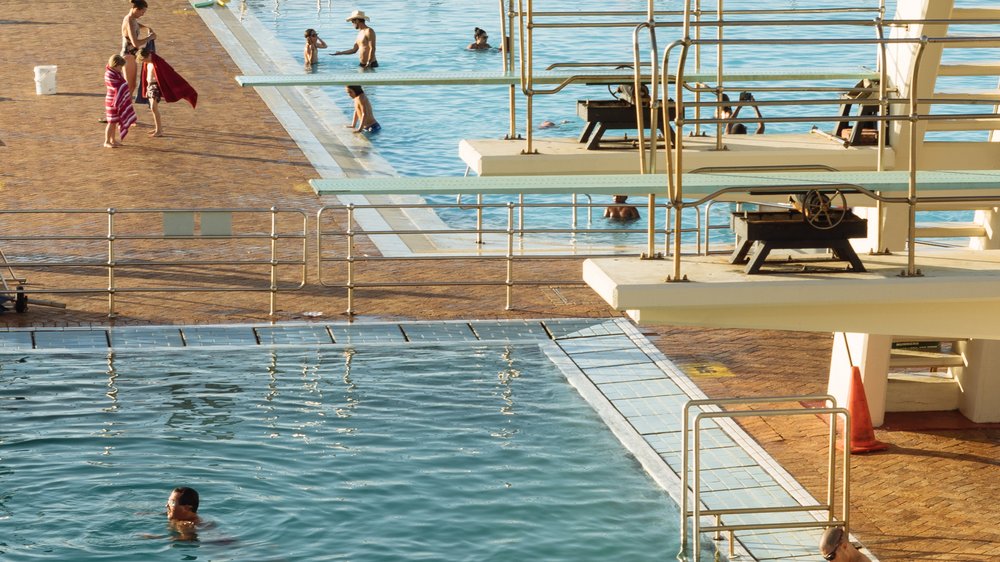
top-left (802, 189), bottom-right (848, 230)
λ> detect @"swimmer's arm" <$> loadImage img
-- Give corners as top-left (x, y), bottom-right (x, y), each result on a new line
top-left (316, 37), bottom-right (327, 49)
top-left (334, 44), bottom-right (359, 55)
top-left (752, 105), bottom-right (765, 134)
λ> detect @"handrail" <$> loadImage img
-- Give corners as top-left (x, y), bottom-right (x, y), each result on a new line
top-left (0, 208), bottom-right (307, 317)
top-left (680, 396), bottom-right (850, 562)
top-left (316, 199), bottom-right (702, 315)
top-left (660, 22), bottom-right (1000, 281)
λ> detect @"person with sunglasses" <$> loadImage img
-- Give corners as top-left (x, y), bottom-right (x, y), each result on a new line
top-left (820, 527), bottom-right (871, 561)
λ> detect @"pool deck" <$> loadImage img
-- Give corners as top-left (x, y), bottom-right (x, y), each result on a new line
top-left (1, 1), bottom-right (998, 560)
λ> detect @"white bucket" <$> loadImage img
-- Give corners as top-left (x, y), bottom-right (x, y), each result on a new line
top-left (34, 65), bottom-right (57, 95)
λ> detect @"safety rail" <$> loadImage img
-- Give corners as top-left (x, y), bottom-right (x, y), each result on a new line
top-left (654, 5), bottom-right (1000, 282)
top-left (316, 200), bottom-right (704, 315)
top-left (680, 395), bottom-right (850, 562)
top-left (0, 208), bottom-right (307, 318)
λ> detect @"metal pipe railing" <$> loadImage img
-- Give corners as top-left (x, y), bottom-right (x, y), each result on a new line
top-left (0, 208), bottom-right (308, 318)
top-left (680, 396), bottom-right (849, 562)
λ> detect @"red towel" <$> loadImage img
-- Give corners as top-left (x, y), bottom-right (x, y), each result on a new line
top-left (148, 53), bottom-right (198, 109)
top-left (104, 66), bottom-right (136, 138)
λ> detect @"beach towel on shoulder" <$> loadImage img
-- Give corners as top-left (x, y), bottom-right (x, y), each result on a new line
top-left (140, 52), bottom-right (198, 109)
top-left (104, 66), bottom-right (137, 138)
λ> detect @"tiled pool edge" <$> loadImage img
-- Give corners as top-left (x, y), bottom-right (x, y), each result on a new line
top-left (547, 318), bottom-right (877, 562)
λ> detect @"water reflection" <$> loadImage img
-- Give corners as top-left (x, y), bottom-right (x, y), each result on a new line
top-left (491, 346), bottom-right (521, 440)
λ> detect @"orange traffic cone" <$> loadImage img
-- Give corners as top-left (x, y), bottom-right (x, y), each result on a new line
top-left (846, 366), bottom-right (889, 454)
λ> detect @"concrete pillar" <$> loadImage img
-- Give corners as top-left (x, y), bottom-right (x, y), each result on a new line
top-left (970, 208), bottom-right (1000, 250)
top-left (852, 204), bottom-right (909, 254)
top-left (885, 0), bottom-right (954, 160)
top-left (954, 339), bottom-right (1000, 422)
top-left (828, 332), bottom-right (891, 427)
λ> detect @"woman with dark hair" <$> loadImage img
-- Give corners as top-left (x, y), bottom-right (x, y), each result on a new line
top-left (468, 27), bottom-right (491, 50)
top-left (121, 0), bottom-right (155, 97)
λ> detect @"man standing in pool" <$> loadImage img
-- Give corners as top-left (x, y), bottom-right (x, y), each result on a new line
top-left (333, 10), bottom-right (377, 68)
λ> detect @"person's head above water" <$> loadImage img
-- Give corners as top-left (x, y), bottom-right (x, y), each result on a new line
top-left (167, 487), bottom-right (200, 522)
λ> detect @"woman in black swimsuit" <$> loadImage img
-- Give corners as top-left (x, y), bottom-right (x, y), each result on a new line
top-left (121, 0), bottom-right (155, 97)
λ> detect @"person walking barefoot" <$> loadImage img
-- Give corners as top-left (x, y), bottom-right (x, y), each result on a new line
top-left (137, 48), bottom-right (162, 136)
top-left (104, 55), bottom-right (137, 147)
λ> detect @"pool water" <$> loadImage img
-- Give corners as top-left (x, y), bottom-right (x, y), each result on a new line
top-left (237, 0), bottom-right (991, 244)
top-left (0, 343), bottom-right (680, 561)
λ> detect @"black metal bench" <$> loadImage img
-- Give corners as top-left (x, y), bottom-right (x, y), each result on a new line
top-left (576, 99), bottom-right (674, 150)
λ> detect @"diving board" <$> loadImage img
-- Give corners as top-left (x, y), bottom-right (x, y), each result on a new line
top-left (310, 169), bottom-right (1000, 199)
top-left (236, 68), bottom-right (879, 88)
top-left (583, 249), bottom-right (1000, 340)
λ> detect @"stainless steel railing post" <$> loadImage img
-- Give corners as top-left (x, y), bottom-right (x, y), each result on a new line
top-left (346, 204), bottom-right (355, 316)
top-left (505, 202), bottom-right (514, 310)
top-left (107, 208), bottom-right (116, 318)
top-left (269, 206), bottom-right (278, 317)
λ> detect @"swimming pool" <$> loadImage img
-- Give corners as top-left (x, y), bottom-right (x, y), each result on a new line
top-left (228, 0), bottom-right (989, 248)
top-left (0, 326), bottom-right (681, 560)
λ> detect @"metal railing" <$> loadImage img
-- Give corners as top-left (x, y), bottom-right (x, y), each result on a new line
top-left (0, 208), bottom-right (307, 317)
top-left (680, 395), bottom-right (850, 562)
top-left (316, 200), bottom-right (703, 315)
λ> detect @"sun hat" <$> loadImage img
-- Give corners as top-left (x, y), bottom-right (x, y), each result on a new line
top-left (346, 10), bottom-right (370, 22)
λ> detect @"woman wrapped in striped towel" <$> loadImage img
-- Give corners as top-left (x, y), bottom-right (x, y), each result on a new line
top-left (104, 54), bottom-right (137, 148)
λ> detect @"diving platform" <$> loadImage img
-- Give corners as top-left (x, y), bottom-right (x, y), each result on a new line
top-left (310, 169), bottom-right (1000, 200)
top-left (234, 68), bottom-right (879, 88)
top-left (459, 133), bottom-right (894, 177)
top-left (583, 248), bottom-right (1000, 341)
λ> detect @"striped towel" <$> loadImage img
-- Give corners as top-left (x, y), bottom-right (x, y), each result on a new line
top-left (104, 66), bottom-right (137, 139)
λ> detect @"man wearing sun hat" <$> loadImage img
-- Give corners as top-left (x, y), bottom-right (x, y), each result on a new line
top-left (333, 9), bottom-right (377, 68)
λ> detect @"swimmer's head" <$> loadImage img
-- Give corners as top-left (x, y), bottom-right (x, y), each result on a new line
top-left (167, 487), bottom-right (200, 521)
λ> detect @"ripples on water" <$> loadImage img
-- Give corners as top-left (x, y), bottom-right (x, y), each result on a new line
top-left (0, 345), bottom-right (678, 560)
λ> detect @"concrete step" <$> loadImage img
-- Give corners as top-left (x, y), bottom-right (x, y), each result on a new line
top-left (928, 91), bottom-right (1000, 102)
top-left (950, 7), bottom-right (1000, 20)
top-left (915, 222), bottom-right (987, 238)
top-left (938, 61), bottom-right (1000, 76)
top-left (924, 118), bottom-right (1000, 131)
top-left (889, 348), bottom-right (965, 369)
top-left (886, 373), bottom-right (961, 412)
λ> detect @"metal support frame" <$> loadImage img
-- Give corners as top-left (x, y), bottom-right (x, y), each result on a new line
top-left (680, 395), bottom-right (850, 562)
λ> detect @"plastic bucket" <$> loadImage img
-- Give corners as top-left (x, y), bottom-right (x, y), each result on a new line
top-left (34, 65), bottom-right (57, 95)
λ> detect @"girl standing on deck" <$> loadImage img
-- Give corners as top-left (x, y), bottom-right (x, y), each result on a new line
top-left (104, 55), bottom-right (137, 148)
top-left (345, 85), bottom-right (380, 133)
top-left (121, 0), bottom-right (155, 97)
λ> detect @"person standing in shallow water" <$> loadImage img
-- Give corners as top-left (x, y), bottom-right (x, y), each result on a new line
top-left (345, 85), bottom-right (380, 134)
top-left (333, 10), bottom-right (377, 68)
top-left (303, 28), bottom-right (327, 68)
top-left (468, 27), bottom-right (491, 50)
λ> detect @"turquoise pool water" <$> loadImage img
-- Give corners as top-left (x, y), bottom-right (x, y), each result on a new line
top-left (0, 342), bottom-right (680, 560)
top-left (239, 0), bottom-right (990, 242)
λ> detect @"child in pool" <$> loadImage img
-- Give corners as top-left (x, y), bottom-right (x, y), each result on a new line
top-left (303, 28), bottom-right (327, 67)
top-left (345, 85), bottom-right (380, 133)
